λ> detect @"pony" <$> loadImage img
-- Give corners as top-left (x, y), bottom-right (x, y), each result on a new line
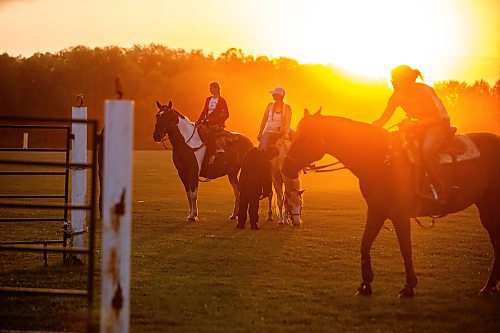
top-left (153, 101), bottom-right (253, 221)
top-left (282, 108), bottom-right (500, 297)
top-left (267, 137), bottom-right (304, 226)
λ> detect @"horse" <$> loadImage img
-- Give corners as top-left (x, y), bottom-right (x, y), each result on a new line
top-left (267, 136), bottom-right (304, 226)
top-left (153, 101), bottom-right (253, 222)
top-left (282, 108), bottom-right (500, 297)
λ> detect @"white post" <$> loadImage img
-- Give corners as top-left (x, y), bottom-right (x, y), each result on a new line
top-left (23, 132), bottom-right (28, 149)
top-left (70, 107), bottom-right (87, 262)
top-left (101, 100), bottom-right (134, 333)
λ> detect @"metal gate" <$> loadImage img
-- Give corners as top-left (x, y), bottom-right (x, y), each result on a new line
top-left (0, 115), bottom-right (99, 332)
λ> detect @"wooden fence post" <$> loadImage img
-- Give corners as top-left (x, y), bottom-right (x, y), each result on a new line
top-left (70, 107), bottom-right (87, 262)
top-left (101, 100), bottom-right (134, 333)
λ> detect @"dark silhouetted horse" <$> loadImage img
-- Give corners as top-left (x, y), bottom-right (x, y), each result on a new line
top-left (282, 109), bottom-right (500, 297)
top-left (153, 101), bottom-right (253, 221)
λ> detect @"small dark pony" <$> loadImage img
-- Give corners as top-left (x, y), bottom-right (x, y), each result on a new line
top-left (153, 101), bottom-right (253, 221)
top-left (282, 109), bottom-right (500, 297)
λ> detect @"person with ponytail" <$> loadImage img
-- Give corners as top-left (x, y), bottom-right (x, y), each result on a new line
top-left (373, 65), bottom-right (451, 203)
top-left (197, 81), bottom-right (229, 164)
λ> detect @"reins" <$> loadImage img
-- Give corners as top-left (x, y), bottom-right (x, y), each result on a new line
top-left (305, 160), bottom-right (347, 173)
top-left (306, 124), bottom-right (400, 173)
top-left (160, 121), bottom-right (204, 152)
top-left (158, 116), bottom-right (212, 182)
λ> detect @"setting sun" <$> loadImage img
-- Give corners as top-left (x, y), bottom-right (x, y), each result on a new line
top-left (253, 0), bottom-right (472, 81)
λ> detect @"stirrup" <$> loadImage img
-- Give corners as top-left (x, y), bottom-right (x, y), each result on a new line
top-left (429, 184), bottom-right (439, 201)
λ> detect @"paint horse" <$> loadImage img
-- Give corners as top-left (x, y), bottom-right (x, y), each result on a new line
top-left (267, 136), bottom-right (304, 226)
top-left (282, 108), bottom-right (500, 297)
top-left (153, 101), bottom-right (253, 221)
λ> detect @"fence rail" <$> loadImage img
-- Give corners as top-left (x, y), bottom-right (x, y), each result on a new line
top-left (0, 115), bottom-right (99, 332)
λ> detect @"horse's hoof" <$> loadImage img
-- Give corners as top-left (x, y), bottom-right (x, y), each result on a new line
top-left (355, 282), bottom-right (372, 296)
top-left (229, 215), bottom-right (237, 220)
top-left (398, 285), bottom-right (415, 298)
top-left (187, 216), bottom-right (199, 223)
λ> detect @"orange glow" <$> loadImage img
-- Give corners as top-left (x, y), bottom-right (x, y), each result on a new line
top-left (0, 0), bottom-right (498, 83)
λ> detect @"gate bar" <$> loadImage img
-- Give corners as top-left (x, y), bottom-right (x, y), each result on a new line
top-left (0, 218), bottom-right (66, 222)
top-left (0, 286), bottom-right (88, 296)
top-left (0, 244), bottom-right (89, 253)
top-left (0, 159), bottom-right (92, 168)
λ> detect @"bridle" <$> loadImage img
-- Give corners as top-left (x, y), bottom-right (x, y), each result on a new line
top-left (283, 189), bottom-right (303, 220)
top-left (157, 110), bottom-right (204, 152)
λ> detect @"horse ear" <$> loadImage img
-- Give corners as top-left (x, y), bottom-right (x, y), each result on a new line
top-left (298, 190), bottom-right (305, 196)
top-left (304, 108), bottom-right (310, 117)
top-left (167, 101), bottom-right (173, 109)
top-left (156, 101), bottom-right (162, 109)
top-left (313, 107), bottom-right (322, 116)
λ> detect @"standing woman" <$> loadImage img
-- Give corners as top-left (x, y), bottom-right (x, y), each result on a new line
top-left (257, 87), bottom-right (292, 150)
top-left (373, 65), bottom-right (451, 203)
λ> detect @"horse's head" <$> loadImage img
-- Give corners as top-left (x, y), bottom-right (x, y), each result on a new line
top-left (153, 100), bottom-right (181, 142)
top-left (282, 108), bottom-right (326, 179)
top-left (283, 176), bottom-right (304, 226)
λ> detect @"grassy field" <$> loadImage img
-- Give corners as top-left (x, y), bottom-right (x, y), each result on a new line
top-left (1, 151), bottom-right (499, 332)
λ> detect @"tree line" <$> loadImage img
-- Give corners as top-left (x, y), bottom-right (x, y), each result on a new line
top-left (0, 44), bottom-right (498, 149)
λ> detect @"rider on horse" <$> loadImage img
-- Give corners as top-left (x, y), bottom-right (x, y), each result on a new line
top-left (197, 81), bottom-right (229, 164)
top-left (373, 65), bottom-right (451, 203)
top-left (257, 87), bottom-right (292, 150)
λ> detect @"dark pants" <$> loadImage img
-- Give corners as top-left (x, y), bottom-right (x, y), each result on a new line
top-left (421, 121), bottom-right (449, 194)
top-left (205, 125), bottom-right (225, 156)
top-left (238, 191), bottom-right (259, 226)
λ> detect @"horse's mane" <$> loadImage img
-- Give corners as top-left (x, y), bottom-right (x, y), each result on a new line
top-left (320, 115), bottom-right (391, 145)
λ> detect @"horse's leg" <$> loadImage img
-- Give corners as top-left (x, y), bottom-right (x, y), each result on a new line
top-left (274, 180), bottom-right (284, 225)
top-left (356, 207), bottom-right (386, 296)
top-left (392, 215), bottom-right (418, 297)
top-left (228, 172), bottom-right (239, 220)
top-left (185, 183), bottom-right (199, 222)
top-left (476, 195), bottom-right (500, 295)
top-left (184, 189), bottom-right (192, 219)
top-left (266, 193), bottom-right (274, 222)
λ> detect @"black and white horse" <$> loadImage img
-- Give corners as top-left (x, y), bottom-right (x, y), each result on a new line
top-left (153, 101), bottom-right (253, 221)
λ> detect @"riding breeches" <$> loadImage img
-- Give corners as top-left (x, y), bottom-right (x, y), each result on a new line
top-left (421, 122), bottom-right (449, 192)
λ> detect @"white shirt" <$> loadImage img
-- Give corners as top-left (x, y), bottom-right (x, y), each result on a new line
top-left (264, 102), bottom-right (288, 133)
top-left (207, 97), bottom-right (219, 115)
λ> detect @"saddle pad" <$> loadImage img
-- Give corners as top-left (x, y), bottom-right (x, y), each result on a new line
top-left (439, 135), bottom-right (480, 164)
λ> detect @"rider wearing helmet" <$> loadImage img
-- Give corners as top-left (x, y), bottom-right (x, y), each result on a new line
top-left (373, 65), bottom-right (451, 203)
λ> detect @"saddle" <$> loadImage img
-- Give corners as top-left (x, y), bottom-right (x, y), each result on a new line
top-left (397, 126), bottom-right (481, 208)
top-left (402, 127), bottom-right (480, 166)
top-left (197, 123), bottom-right (239, 179)
top-left (197, 123), bottom-right (239, 147)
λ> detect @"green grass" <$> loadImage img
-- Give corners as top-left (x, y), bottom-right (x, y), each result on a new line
top-left (1, 151), bottom-right (499, 332)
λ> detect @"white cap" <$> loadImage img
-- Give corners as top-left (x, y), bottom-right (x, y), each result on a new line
top-left (269, 87), bottom-right (285, 97)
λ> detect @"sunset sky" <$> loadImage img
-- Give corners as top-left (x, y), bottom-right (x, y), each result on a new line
top-left (0, 0), bottom-right (498, 83)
